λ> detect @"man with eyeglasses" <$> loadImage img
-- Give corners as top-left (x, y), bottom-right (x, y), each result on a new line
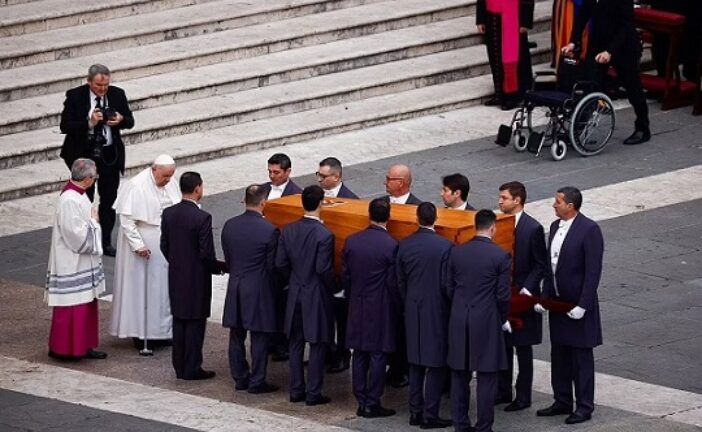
top-left (316, 157), bottom-right (358, 199)
top-left (384, 164), bottom-right (422, 205)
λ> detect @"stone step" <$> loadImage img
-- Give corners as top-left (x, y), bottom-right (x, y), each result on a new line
top-left (0, 31), bottom-right (553, 170)
top-left (0, 0), bottom-right (216, 37)
top-left (0, 0), bottom-right (471, 101)
top-left (0, 0), bottom-right (386, 69)
top-left (0, 75), bottom-right (501, 201)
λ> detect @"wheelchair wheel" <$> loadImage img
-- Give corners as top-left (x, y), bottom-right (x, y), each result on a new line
top-left (550, 139), bottom-right (567, 161)
top-left (512, 131), bottom-right (528, 152)
top-left (569, 92), bottom-right (615, 157)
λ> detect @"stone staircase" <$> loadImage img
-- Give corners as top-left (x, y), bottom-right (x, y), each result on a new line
top-left (0, 0), bottom-right (553, 201)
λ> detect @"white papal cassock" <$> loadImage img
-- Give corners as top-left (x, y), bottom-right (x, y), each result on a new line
top-left (110, 167), bottom-right (181, 340)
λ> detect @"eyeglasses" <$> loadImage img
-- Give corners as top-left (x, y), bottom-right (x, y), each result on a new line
top-left (315, 171), bottom-right (335, 179)
top-left (385, 176), bottom-right (403, 182)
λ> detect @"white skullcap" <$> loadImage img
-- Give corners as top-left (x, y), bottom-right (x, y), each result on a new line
top-left (153, 154), bottom-right (175, 166)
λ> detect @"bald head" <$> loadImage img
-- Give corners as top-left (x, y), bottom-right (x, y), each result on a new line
top-left (384, 164), bottom-right (412, 197)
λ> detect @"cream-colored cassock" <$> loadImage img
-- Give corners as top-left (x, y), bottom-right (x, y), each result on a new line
top-left (110, 168), bottom-right (181, 339)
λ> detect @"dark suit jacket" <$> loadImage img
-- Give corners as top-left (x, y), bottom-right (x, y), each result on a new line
top-left (343, 225), bottom-right (398, 353)
top-left (262, 180), bottom-right (302, 198)
top-left (571, 0), bottom-right (640, 60)
top-left (477, 0), bottom-right (535, 28)
top-left (511, 212), bottom-right (547, 346)
top-left (276, 217), bottom-right (335, 344)
top-left (385, 193), bottom-right (423, 205)
top-left (160, 200), bottom-right (218, 320)
top-left (543, 213), bottom-right (604, 349)
top-left (447, 236), bottom-right (511, 372)
top-left (221, 210), bottom-right (280, 332)
top-left (397, 227), bottom-right (452, 367)
top-left (336, 183), bottom-right (359, 199)
top-left (59, 84), bottom-right (135, 172)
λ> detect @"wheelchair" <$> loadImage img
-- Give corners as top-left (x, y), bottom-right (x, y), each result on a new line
top-left (495, 57), bottom-right (616, 161)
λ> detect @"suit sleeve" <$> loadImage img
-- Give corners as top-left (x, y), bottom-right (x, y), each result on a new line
top-left (476, 0), bottom-right (487, 25)
top-left (386, 245), bottom-right (400, 312)
top-left (446, 252), bottom-right (457, 300)
top-left (570, 0), bottom-right (593, 49)
top-left (523, 224), bottom-right (547, 294)
top-left (440, 246), bottom-right (452, 301)
top-left (316, 233), bottom-right (335, 291)
top-left (275, 229), bottom-right (291, 280)
top-left (59, 91), bottom-right (89, 137)
top-left (341, 245), bottom-right (352, 297)
top-left (606, 0), bottom-right (636, 56)
top-left (159, 212), bottom-right (170, 261)
top-left (396, 250), bottom-right (407, 304)
top-left (221, 224), bottom-right (231, 271)
top-left (578, 223), bottom-right (604, 310)
top-left (497, 253), bottom-right (512, 323)
top-left (266, 227), bottom-right (280, 275)
top-left (199, 213), bottom-right (218, 273)
top-left (519, 0), bottom-right (535, 28)
top-left (114, 88), bottom-right (135, 130)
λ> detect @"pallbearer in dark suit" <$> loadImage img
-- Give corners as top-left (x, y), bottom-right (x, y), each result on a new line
top-left (477, 0), bottom-right (535, 110)
top-left (384, 164), bottom-right (423, 205)
top-left (160, 172), bottom-right (221, 380)
top-left (535, 187), bottom-right (603, 425)
top-left (276, 185), bottom-right (335, 406)
top-left (221, 185), bottom-right (280, 394)
top-left (397, 202), bottom-right (453, 429)
top-left (316, 157), bottom-right (357, 374)
top-left (344, 198), bottom-right (398, 418)
top-left (496, 182), bottom-right (547, 411)
top-left (448, 210), bottom-right (511, 432)
top-left (440, 173), bottom-right (475, 211)
top-left (261, 153), bottom-right (302, 363)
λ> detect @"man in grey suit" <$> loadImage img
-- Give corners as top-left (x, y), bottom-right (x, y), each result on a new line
top-left (221, 184), bottom-right (280, 394)
top-left (448, 210), bottom-right (511, 432)
top-left (276, 185), bottom-right (335, 406)
top-left (397, 202), bottom-right (453, 429)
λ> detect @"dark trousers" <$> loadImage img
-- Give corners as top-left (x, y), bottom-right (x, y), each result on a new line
top-left (551, 344), bottom-right (595, 416)
top-left (83, 147), bottom-right (119, 247)
top-left (387, 319), bottom-right (408, 381)
top-left (352, 350), bottom-right (388, 409)
top-left (485, 13), bottom-right (533, 102)
top-left (451, 370), bottom-right (497, 432)
top-left (595, 56), bottom-right (649, 132)
top-left (172, 317), bottom-right (206, 379)
top-left (330, 296), bottom-right (350, 364)
top-left (497, 337), bottom-right (533, 404)
top-left (228, 327), bottom-right (270, 389)
top-left (270, 288), bottom-right (288, 355)
top-left (289, 303), bottom-right (326, 401)
top-left (409, 364), bottom-right (446, 421)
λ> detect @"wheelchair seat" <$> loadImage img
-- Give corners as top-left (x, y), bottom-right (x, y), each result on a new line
top-left (524, 90), bottom-right (570, 107)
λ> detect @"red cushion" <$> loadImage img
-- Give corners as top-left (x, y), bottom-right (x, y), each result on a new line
top-left (635, 8), bottom-right (686, 26)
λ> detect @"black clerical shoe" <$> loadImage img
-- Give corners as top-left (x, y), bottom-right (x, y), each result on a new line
top-left (305, 395), bottom-right (332, 406)
top-left (235, 381), bottom-right (249, 391)
top-left (623, 129), bottom-right (650, 145)
top-left (290, 393), bottom-right (306, 403)
top-left (48, 351), bottom-right (80, 361)
top-left (484, 96), bottom-right (501, 107)
top-left (358, 405), bottom-right (396, 418)
top-left (103, 245), bottom-right (116, 257)
top-left (565, 411), bottom-right (592, 424)
top-left (536, 403), bottom-right (572, 417)
top-left (184, 369), bottom-right (215, 380)
top-left (388, 374), bottom-right (409, 388)
top-left (409, 412), bottom-right (423, 426)
top-left (248, 382), bottom-right (280, 394)
top-left (420, 418), bottom-right (452, 429)
top-left (504, 400), bottom-right (531, 412)
top-left (85, 349), bottom-right (107, 360)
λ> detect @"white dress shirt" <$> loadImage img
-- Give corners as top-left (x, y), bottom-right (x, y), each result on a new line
top-left (88, 90), bottom-right (113, 146)
top-left (324, 182), bottom-right (343, 198)
top-left (449, 201), bottom-right (468, 211)
top-left (267, 181), bottom-right (288, 200)
top-left (389, 192), bottom-right (410, 204)
top-left (550, 216), bottom-right (575, 296)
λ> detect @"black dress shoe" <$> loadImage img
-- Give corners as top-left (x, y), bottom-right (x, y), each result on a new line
top-left (306, 395), bottom-right (331, 406)
top-left (501, 100), bottom-right (520, 111)
top-left (494, 395), bottom-right (512, 405)
top-left (248, 382), bottom-right (280, 394)
top-left (359, 405), bottom-right (396, 418)
top-left (504, 400), bottom-right (531, 412)
top-left (388, 374), bottom-right (409, 388)
top-left (623, 129), bottom-right (650, 145)
top-left (184, 369), bottom-right (215, 380)
top-left (85, 349), bottom-right (107, 360)
top-left (565, 412), bottom-right (591, 424)
top-left (420, 418), bottom-right (452, 429)
top-left (409, 412), bottom-right (423, 426)
top-left (48, 351), bottom-right (80, 361)
top-left (103, 245), bottom-right (117, 257)
top-left (326, 358), bottom-right (350, 374)
top-left (290, 393), bottom-right (306, 403)
top-left (235, 381), bottom-right (249, 391)
top-left (484, 96), bottom-right (501, 107)
top-left (536, 403), bottom-right (572, 417)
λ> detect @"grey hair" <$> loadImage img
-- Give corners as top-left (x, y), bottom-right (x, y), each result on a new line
top-left (87, 64), bottom-right (111, 80)
top-left (71, 158), bottom-right (97, 181)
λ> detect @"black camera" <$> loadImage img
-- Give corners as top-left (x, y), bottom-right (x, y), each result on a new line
top-left (98, 106), bottom-right (117, 122)
top-left (88, 106), bottom-right (116, 161)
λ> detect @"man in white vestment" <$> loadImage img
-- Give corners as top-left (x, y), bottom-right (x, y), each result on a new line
top-left (110, 154), bottom-right (181, 347)
top-left (46, 158), bottom-right (107, 360)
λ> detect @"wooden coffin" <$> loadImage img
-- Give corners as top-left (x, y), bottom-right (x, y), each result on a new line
top-left (264, 195), bottom-right (515, 272)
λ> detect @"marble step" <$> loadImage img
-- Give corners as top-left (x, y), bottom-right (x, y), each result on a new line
top-left (0, 75), bottom-right (502, 201)
top-left (0, 0), bottom-right (386, 69)
top-left (0, 0), bottom-right (471, 101)
top-left (0, 31), bottom-right (552, 170)
top-left (0, 0), bottom-right (217, 37)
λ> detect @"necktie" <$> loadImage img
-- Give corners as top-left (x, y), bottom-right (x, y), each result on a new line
top-left (95, 96), bottom-right (102, 109)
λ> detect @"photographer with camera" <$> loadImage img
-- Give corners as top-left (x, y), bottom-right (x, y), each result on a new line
top-left (60, 64), bottom-right (134, 257)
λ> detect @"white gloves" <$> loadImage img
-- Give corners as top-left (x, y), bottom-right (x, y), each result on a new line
top-left (534, 303), bottom-right (546, 313)
top-left (519, 288), bottom-right (533, 296)
top-left (567, 306), bottom-right (586, 320)
top-left (502, 321), bottom-right (512, 333)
